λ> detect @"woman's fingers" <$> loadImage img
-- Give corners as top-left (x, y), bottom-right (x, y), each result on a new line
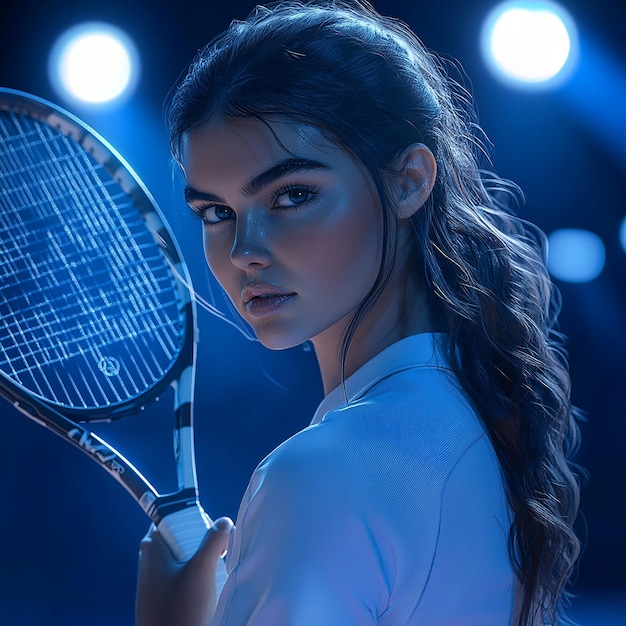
top-left (136, 518), bottom-right (234, 626)
top-left (198, 517), bottom-right (234, 563)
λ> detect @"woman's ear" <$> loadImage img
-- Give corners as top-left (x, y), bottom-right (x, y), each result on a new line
top-left (391, 143), bottom-right (437, 219)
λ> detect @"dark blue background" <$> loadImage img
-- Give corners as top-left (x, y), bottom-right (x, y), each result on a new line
top-left (1, 1), bottom-right (625, 623)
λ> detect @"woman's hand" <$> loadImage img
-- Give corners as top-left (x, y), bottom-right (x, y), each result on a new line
top-left (136, 517), bottom-right (234, 626)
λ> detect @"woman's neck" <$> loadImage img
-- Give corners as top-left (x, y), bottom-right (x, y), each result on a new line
top-left (311, 271), bottom-right (432, 395)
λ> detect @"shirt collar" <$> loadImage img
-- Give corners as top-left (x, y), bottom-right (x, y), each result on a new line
top-left (310, 332), bottom-right (450, 426)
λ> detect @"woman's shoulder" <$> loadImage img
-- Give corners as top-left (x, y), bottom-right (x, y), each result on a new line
top-left (253, 362), bottom-right (493, 499)
top-left (322, 363), bottom-right (486, 448)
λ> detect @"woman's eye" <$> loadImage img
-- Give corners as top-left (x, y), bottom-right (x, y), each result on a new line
top-left (199, 205), bottom-right (234, 225)
top-left (273, 185), bottom-right (316, 209)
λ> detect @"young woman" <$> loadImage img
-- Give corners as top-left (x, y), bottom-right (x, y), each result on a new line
top-left (136, 1), bottom-right (582, 624)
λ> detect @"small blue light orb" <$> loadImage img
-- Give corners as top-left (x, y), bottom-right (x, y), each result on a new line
top-left (547, 229), bottom-right (605, 283)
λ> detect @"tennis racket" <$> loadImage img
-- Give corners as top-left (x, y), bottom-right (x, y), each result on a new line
top-left (0, 88), bottom-right (226, 590)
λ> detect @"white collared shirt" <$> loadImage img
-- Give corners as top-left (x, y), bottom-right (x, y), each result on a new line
top-left (212, 333), bottom-right (516, 625)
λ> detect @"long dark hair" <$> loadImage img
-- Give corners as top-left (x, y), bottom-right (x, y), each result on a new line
top-left (167, 1), bottom-right (582, 623)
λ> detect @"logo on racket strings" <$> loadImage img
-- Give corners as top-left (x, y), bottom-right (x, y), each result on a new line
top-left (98, 356), bottom-right (121, 377)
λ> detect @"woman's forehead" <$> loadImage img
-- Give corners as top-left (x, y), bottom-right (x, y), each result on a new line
top-left (183, 117), bottom-right (355, 184)
top-left (181, 114), bottom-right (380, 208)
top-left (187, 117), bottom-right (337, 158)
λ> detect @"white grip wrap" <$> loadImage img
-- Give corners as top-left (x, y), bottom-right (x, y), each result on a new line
top-left (158, 504), bottom-right (211, 562)
top-left (158, 504), bottom-right (229, 596)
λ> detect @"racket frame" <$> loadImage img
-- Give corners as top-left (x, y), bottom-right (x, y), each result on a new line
top-left (0, 88), bottom-right (216, 564)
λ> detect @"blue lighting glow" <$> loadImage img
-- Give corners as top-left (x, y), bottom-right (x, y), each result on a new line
top-left (480, 1), bottom-right (578, 90)
top-left (620, 216), bottom-right (626, 254)
top-left (48, 23), bottom-right (139, 106)
top-left (547, 228), bottom-right (605, 283)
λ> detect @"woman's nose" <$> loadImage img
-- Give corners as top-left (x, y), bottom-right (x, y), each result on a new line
top-left (229, 210), bottom-right (272, 270)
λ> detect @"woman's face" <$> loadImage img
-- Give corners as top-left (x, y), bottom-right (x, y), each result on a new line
top-left (183, 117), bottom-right (383, 351)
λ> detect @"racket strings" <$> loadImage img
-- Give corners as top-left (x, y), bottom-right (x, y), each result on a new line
top-left (0, 109), bottom-right (183, 409)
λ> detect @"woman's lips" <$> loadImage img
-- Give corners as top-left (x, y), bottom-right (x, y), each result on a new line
top-left (241, 284), bottom-right (296, 317)
top-left (245, 293), bottom-right (296, 316)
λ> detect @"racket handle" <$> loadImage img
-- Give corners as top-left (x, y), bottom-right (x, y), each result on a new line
top-left (158, 504), bottom-right (211, 562)
top-left (158, 504), bottom-right (229, 595)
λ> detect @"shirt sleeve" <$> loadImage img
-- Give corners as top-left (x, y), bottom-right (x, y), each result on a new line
top-left (210, 425), bottom-right (388, 625)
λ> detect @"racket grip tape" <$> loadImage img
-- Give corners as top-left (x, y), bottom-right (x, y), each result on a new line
top-left (157, 505), bottom-right (229, 596)
top-left (157, 504), bottom-right (211, 562)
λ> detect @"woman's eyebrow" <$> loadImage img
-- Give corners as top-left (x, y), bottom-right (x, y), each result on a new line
top-left (184, 187), bottom-right (223, 204)
top-left (184, 157), bottom-right (330, 204)
top-left (241, 157), bottom-right (330, 196)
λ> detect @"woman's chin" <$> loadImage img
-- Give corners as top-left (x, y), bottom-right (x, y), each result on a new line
top-left (254, 329), bottom-right (311, 352)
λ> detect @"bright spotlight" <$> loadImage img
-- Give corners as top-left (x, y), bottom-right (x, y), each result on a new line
top-left (481, 1), bottom-right (578, 90)
top-left (620, 217), bottom-right (626, 254)
top-left (49, 23), bottom-right (139, 106)
top-left (547, 229), bottom-right (605, 283)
